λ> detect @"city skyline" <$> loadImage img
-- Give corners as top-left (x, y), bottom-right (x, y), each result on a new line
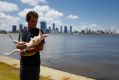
top-left (11, 22), bottom-right (73, 33)
top-left (0, 0), bottom-right (119, 32)
top-left (10, 22), bottom-right (118, 35)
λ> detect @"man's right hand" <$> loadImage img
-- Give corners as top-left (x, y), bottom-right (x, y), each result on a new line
top-left (16, 42), bottom-right (26, 50)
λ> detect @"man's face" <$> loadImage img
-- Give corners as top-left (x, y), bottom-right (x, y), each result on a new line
top-left (28, 16), bottom-right (38, 29)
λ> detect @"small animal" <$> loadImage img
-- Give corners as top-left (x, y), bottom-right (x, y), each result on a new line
top-left (4, 33), bottom-right (47, 56)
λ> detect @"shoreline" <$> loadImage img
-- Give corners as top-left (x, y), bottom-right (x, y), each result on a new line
top-left (0, 54), bottom-right (95, 80)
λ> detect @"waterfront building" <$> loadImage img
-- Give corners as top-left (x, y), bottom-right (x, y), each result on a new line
top-left (19, 24), bottom-right (23, 31)
top-left (64, 26), bottom-right (68, 33)
top-left (52, 23), bottom-right (55, 30)
top-left (12, 25), bottom-right (17, 32)
top-left (70, 26), bottom-right (72, 33)
top-left (40, 21), bottom-right (47, 33)
top-left (48, 26), bottom-right (51, 33)
top-left (60, 26), bottom-right (63, 33)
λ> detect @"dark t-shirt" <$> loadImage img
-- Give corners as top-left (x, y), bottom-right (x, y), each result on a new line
top-left (20, 28), bottom-right (44, 66)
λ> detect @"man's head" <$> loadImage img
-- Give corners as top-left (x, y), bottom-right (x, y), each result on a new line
top-left (26, 11), bottom-right (39, 29)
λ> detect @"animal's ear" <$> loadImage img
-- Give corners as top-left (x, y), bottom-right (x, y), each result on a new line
top-left (43, 34), bottom-right (48, 37)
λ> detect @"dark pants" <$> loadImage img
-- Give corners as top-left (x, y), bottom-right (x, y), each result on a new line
top-left (20, 65), bottom-right (40, 80)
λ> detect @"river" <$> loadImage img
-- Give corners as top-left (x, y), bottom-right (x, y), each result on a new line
top-left (0, 33), bottom-right (119, 80)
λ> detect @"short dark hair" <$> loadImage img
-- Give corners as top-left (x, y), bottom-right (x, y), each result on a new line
top-left (26, 11), bottom-right (39, 21)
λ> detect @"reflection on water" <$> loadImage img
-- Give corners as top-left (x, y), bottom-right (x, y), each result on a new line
top-left (0, 34), bottom-right (119, 80)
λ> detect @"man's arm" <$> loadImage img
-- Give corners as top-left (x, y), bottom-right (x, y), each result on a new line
top-left (19, 42), bottom-right (44, 56)
top-left (16, 42), bottom-right (26, 50)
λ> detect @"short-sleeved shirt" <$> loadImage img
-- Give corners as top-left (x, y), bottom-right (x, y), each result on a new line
top-left (20, 27), bottom-right (44, 66)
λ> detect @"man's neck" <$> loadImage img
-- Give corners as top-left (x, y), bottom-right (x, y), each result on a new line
top-left (28, 27), bottom-right (36, 30)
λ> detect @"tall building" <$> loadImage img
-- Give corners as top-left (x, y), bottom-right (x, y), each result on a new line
top-left (64, 26), bottom-right (68, 33)
top-left (52, 23), bottom-right (55, 30)
top-left (12, 25), bottom-right (17, 32)
top-left (52, 23), bottom-right (56, 33)
top-left (48, 26), bottom-right (51, 33)
top-left (70, 26), bottom-right (72, 33)
top-left (60, 26), bottom-right (63, 33)
top-left (19, 24), bottom-right (23, 31)
top-left (40, 21), bottom-right (47, 33)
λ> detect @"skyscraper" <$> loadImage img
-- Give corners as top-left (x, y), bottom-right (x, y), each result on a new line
top-left (48, 26), bottom-right (51, 33)
top-left (12, 25), bottom-right (17, 32)
top-left (70, 25), bottom-right (72, 33)
top-left (52, 23), bottom-right (55, 30)
top-left (60, 26), bottom-right (63, 33)
top-left (40, 21), bottom-right (47, 33)
top-left (64, 26), bottom-right (68, 33)
top-left (19, 24), bottom-right (23, 31)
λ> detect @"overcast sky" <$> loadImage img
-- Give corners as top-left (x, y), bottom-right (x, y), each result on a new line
top-left (0, 0), bottom-right (119, 31)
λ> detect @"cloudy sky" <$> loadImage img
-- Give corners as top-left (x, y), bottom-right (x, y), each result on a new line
top-left (0, 0), bottom-right (119, 31)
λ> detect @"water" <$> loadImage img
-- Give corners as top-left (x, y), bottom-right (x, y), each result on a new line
top-left (0, 33), bottom-right (119, 80)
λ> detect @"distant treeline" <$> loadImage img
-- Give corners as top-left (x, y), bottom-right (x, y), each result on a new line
top-left (0, 30), bottom-right (7, 34)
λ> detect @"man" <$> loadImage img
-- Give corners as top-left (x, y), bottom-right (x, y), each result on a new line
top-left (16, 11), bottom-right (45, 80)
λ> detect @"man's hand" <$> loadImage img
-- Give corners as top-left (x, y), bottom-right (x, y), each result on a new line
top-left (16, 42), bottom-right (26, 50)
top-left (19, 50), bottom-right (36, 56)
top-left (18, 41), bottom-right (44, 56)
